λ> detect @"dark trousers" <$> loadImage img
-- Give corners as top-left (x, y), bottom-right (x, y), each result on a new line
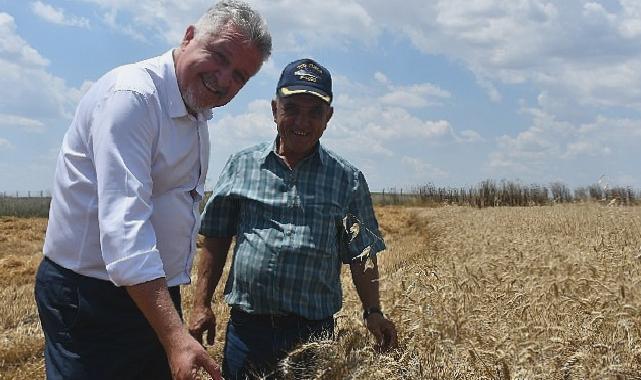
top-left (34, 256), bottom-right (182, 380)
top-left (223, 308), bottom-right (335, 380)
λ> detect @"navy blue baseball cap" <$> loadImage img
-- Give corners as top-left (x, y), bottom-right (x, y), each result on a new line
top-left (276, 58), bottom-right (332, 104)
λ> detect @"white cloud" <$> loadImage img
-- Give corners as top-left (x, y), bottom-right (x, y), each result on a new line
top-left (401, 156), bottom-right (448, 179)
top-left (458, 130), bottom-right (483, 143)
top-left (380, 83), bottom-right (451, 108)
top-left (101, 7), bottom-right (147, 42)
top-left (354, 109), bottom-right (452, 140)
top-left (618, 0), bottom-right (641, 38)
top-left (79, 0), bottom-right (380, 48)
top-left (0, 12), bottom-right (81, 130)
top-left (254, 0), bottom-right (379, 51)
top-left (0, 114), bottom-right (46, 132)
top-left (356, 1), bottom-right (641, 112)
top-left (0, 59), bottom-right (78, 123)
top-left (0, 13), bottom-right (49, 67)
top-left (210, 100), bottom-right (275, 146)
top-left (374, 72), bottom-right (390, 85)
top-left (476, 75), bottom-right (502, 103)
top-left (327, 73), bottom-right (457, 149)
top-left (562, 140), bottom-right (611, 159)
top-left (488, 107), bottom-right (641, 183)
top-left (31, 1), bottom-right (90, 28)
top-left (74, 1), bottom-right (641, 114)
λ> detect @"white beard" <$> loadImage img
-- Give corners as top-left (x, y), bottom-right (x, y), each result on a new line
top-left (182, 86), bottom-right (208, 114)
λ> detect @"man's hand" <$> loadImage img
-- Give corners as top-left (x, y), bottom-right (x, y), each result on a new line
top-left (188, 305), bottom-right (217, 345)
top-left (166, 331), bottom-right (222, 380)
top-left (125, 278), bottom-right (221, 379)
top-left (364, 313), bottom-right (398, 352)
top-left (189, 236), bottom-right (232, 347)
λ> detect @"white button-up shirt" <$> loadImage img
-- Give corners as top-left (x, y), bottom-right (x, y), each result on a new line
top-left (44, 50), bottom-right (211, 287)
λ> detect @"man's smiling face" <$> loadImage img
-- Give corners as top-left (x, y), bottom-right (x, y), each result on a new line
top-left (272, 93), bottom-right (333, 160)
top-left (174, 23), bottom-right (263, 114)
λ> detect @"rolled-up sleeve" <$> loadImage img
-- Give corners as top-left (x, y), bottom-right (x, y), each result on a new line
top-left (340, 170), bottom-right (386, 264)
top-left (91, 89), bottom-right (165, 286)
top-left (200, 155), bottom-right (239, 238)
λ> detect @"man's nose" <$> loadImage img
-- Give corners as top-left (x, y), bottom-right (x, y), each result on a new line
top-left (295, 112), bottom-right (310, 126)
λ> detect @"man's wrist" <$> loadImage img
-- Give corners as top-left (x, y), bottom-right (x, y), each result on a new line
top-left (362, 306), bottom-right (384, 320)
top-left (192, 299), bottom-right (213, 309)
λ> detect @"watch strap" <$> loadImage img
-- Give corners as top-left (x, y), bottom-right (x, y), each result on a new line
top-left (363, 306), bottom-right (384, 320)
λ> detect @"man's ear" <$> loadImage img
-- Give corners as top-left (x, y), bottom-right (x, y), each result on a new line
top-left (320, 106), bottom-right (333, 133)
top-left (326, 106), bottom-right (334, 123)
top-left (181, 25), bottom-right (196, 48)
top-left (271, 99), bottom-right (278, 122)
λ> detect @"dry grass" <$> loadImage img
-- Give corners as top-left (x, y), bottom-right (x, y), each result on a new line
top-left (2, 205), bottom-right (641, 379)
top-left (0, 217), bottom-right (47, 379)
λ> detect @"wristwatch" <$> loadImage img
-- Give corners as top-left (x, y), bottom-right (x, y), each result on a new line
top-left (362, 306), bottom-right (384, 320)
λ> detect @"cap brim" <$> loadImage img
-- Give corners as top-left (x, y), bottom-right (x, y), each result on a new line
top-left (279, 87), bottom-right (331, 104)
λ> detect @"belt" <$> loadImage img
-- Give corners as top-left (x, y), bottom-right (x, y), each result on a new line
top-left (42, 256), bottom-right (181, 299)
top-left (230, 308), bottom-right (324, 329)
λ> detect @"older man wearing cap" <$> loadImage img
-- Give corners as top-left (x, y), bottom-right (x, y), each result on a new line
top-left (188, 58), bottom-right (398, 379)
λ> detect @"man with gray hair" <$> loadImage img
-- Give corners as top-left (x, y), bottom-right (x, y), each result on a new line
top-left (34, 2), bottom-right (271, 379)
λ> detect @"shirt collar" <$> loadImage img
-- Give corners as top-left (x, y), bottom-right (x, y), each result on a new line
top-left (258, 139), bottom-right (275, 163)
top-left (164, 49), bottom-right (213, 121)
top-left (317, 142), bottom-right (328, 166)
top-left (261, 136), bottom-right (327, 166)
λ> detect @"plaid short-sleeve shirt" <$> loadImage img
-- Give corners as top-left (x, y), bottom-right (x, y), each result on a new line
top-left (199, 140), bottom-right (385, 320)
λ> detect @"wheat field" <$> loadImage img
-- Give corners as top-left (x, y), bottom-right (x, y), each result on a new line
top-left (1, 204), bottom-right (641, 379)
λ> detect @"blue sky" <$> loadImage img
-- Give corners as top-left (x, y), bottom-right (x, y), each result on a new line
top-left (1, 0), bottom-right (640, 193)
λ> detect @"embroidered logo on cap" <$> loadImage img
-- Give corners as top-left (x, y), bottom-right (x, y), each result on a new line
top-left (293, 69), bottom-right (319, 83)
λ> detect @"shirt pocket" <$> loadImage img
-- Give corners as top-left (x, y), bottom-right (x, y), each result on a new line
top-left (304, 199), bottom-right (344, 255)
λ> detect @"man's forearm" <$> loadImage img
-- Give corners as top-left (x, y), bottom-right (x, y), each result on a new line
top-left (126, 278), bottom-right (188, 350)
top-left (350, 257), bottom-right (399, 351)
top-left (349, 257), bottom-right (381, 310)
top-left (192, 237), bottom-right (232, 308)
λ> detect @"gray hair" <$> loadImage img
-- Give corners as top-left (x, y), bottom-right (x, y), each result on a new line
top-left (193, 0), bottom-right (272, 62)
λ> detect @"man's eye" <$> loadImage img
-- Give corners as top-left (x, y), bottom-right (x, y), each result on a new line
top-left (210, 51), bottom-right (226, 63)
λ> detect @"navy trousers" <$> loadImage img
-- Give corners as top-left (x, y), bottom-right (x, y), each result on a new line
top-left (34, 257), bottom-right (181, 380)
top-left (223, 308), bottom-right (335, 380)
